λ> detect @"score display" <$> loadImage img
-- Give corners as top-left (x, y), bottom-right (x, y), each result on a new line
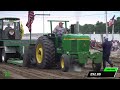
top-left (87, 67), bottom-right (118, 77)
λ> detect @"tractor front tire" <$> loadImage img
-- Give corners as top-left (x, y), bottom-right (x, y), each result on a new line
top-left (92, 61), bottom-right (101, 71)
top-left (0, 49), bottom-right (2, 62)
top-left (23, 45), bottom-right (36, 67)
top-left (35, 36), bottom-right (55, 69)
top-left (60, 54), bottom-right (70, 72)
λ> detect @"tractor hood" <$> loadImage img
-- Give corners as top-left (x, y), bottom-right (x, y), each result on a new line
top-left (62, 34), bottom-right (90, 40)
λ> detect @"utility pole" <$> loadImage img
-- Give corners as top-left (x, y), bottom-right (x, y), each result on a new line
top-left (105, 11), bottom-right (108, 37)
top-left (43, 11), bottom-right (45, 34)
top-left (76, 21), bottom-right (79, 34)
top-left (35, 13), bottom-right (50, 34)
top-left (112, 22), bottom-right (114, 40)
top-left (75, 11), bottom-right (80, 34)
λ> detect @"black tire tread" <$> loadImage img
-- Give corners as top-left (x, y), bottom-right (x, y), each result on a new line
top-left (23, 47), bottom-right (30, 67)
top-left (23, 45), bottom-right (35, 67)
top-left (0, 49), bottom-right (2, 62)
top-left (35, 36), bottom-right (55, 69)
top-left (61, 54), bottom-right (70, 72)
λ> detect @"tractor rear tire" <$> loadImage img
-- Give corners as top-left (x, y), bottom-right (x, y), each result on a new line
top-left (0, 49), bottom-right (2, 62)
top-left (92, 61), bottom-right (101, 71)
top-left (23, 45), bottom-right (36, 67)
top-left (35, 36), bottom-right (55, 69)
top-left (60, 54), bottom-right (70, 72)
top-left (29, 45), bottom-right (36, 66)
top-left (23, 46), bottom-right (31, 67)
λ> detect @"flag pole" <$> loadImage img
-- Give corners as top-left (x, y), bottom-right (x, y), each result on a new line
top-left (35, 13), bottom-right (50, 34)
top-left (105, 11), bottom-right (108, 37)
top-left (26, 11), bottom-right (34, 45)
top-left (112, 23), bottom-right (114, 40)
top-left (112, 15), bottom-right (115, 40)
top-left (109, 15), bottom-right (115, 40)
top-left (29, 23), bottom-right (32, 44)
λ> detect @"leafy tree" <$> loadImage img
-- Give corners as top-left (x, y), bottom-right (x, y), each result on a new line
top-left (79, 24), bottom-right (95, 34)
top-left (78, 16), bottom-right (120, 34)
top-left (20, 22), bottom-right (24, 39)
top-left (114, 17), bottom-right (120, 33)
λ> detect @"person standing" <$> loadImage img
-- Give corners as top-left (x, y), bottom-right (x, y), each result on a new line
top-left (102, 37), bottom-right (114, 69)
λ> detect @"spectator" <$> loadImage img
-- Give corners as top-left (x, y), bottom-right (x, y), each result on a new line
top-left (102, 37), bottom-right (114, 69)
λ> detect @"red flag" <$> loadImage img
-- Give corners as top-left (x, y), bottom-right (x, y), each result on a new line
top-left (108, 15), bottom-right (115, 27)
top-left (26, 11), bottom-right (35, 32)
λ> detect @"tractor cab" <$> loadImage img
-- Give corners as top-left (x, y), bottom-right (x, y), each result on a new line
top-left (47, 20), bottom-right (69, 33)
top-left (47, 20), bottom-right (69, 47)
top-left (47, 20), bottom-right (78, 36)
top-left (0, 17), bottom-right (21, 40)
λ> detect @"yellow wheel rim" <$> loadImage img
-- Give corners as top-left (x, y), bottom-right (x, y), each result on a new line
top-left (61, 58), bottom-right (64, 69)
top-left (36, 43), bottom-right (43, 63)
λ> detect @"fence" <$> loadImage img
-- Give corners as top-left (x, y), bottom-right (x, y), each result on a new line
top-left (22, 33), bottom-right (120, 42)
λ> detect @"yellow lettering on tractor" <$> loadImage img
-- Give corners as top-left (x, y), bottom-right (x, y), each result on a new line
top-left (64, 38), bottom-right (90, 40)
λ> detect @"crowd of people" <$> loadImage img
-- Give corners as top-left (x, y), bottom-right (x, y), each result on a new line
top-left (90, 38), bottom-right (97, 49)
top-left (111, 40), bottom-right (120, 51)
top-left (90, 38), bottom-right (120, 51)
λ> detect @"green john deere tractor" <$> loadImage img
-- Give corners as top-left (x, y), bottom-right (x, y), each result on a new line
top-left (0, 17), bottom-right (36, 66)
top-left (35, 20), bottom-right (103, 72)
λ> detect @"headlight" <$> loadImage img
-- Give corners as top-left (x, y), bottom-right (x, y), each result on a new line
top-left (9, 29), bottom-right (15, 35)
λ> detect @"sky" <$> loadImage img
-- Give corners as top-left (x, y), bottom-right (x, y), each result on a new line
top-left (0, 11), bottom-right (120, 34)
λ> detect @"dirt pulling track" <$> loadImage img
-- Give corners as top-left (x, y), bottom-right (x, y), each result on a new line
top-left (0, 51), bottom-right (120, 79)
top-left (0, 59), bottom-right (120, 79)
top-left (0, 63), bottom-right (90, 79)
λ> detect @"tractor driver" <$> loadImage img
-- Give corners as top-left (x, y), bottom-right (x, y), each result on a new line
top-left (4, 24), bottom-right (12, 38)
top-left (4, 24), bottom-right (12, 31)
top-left (53, 22), bottom-right (67, 47)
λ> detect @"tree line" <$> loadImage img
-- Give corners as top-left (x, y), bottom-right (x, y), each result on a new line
top-left (78, 17), bottom-right (120, 34)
